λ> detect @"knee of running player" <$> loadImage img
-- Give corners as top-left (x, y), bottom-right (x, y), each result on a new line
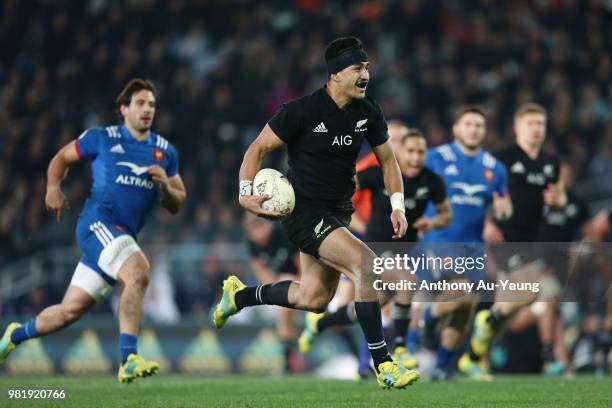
top-left (117, 253), bottom-right (151, 291)
top-left (294, 289), bottom-right (331, 313)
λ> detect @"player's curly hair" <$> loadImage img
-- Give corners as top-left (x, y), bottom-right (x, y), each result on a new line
top-left (115, 78), bottom-right (157, 118)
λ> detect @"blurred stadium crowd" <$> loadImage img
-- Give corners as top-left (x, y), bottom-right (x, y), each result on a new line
top-left (1, 0), bottom-right (611, 317)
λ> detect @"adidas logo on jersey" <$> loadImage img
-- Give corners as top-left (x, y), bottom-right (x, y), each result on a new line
top-left (510, 161), bottom-right (525, 174)
top-left (313, 122), bottom-right (328, 133)
top-left (110, 144), bottom-right (125, 154)
top-left (444, 164), bottom-right (459, 175)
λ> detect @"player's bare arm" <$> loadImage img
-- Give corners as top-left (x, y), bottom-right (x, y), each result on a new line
top-left (484, 193), bottom-right (512, 243)
top-left (148, 165), bottom-right (186, 214)
top-left (45, 140), bottom-right (82, 221)
top-left (238, 124), bottom-right (285, 218)
top-left (543, 181), bottom-right (567, 209)
top-left (372, 141), bottom-right (407, 238)
top-left (412, 198), bottom-right (452, 234)
top-left (492, 191), bottom-right (513, 220)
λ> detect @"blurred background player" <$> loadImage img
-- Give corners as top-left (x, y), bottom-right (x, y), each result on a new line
top-left (505, 160), bottom-right (590, 377)
top-left (243, 213), bottom-right (301, 374)
top-left (419, 105), bottom-right (512, 380)
top-left (298, 128), bottom-right (452, 375)
top-left (0, 79), bottom-right (187, 383)
top-left (459, 103), bottom-right (568, 380)
top-left (213, 37), bottom-right (419, 389)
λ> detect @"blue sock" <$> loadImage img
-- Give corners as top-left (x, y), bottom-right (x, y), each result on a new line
top-left (407, 328), bottom-right (420, 353)
top-left (358, 336), bottom-right (371, 372)
top-left (11, 318), bottom-right (39, 344)
top-left (436, 345), bottom-right (455, 369)
top-left (119, 333), bottom-right (138, 363)
top-left (423, 307), bottom-right (438, 325)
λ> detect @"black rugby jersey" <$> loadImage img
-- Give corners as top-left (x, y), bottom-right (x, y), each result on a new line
top-left (495, 143), bottom-right (560, 241)
top-left (538, 190), bottom-right (590, 242)
top-left (268, 87), bottom-right (388, 209)
top-left (357, 166), bottom-right (446, 242)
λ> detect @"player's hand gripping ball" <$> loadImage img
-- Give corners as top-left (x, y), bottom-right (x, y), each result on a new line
top-left (253, 168), bottom-right (295, 216)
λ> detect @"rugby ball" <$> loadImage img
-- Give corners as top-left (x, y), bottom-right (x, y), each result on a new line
top-left (253, 168), bottom-right (295, 216)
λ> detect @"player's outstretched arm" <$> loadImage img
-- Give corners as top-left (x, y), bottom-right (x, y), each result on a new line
top-left (372, 141), bottom-right (407, 238)
top-left (45, 140), bottom-right (81, 221)
top-left (238, 124), bottom-right (285, 218)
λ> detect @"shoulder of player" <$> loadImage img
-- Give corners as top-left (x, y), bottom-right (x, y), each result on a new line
top-left (361, 94), bottom-right (384, 118)
top-left (78, 127), bottom-right (107, 139)
top-left (539, 151), bottom-right (559, 165)
top-left (480, 150), bottom-right (501, 169)
top-left (429, 143), bottom-right (456, 162)
top-left (151, 133), bottom-right (176, 153)
top-left (492, 143), bottom-right (517, 163)
top-left (421, 166), bottom-right (440, 180)
top-left (282, 90), bottom-right (319, 111)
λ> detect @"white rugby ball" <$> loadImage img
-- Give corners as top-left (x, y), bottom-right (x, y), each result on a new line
top-left (253, 168), bottom-right (295, 216)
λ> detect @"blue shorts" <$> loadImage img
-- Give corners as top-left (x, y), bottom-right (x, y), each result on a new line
top-left (76, 213), bottom-right (141, 285)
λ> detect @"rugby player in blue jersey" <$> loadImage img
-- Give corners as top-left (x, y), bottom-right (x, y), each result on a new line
top-left (418, 105), bottom-right (512, 380)
top-left (0, 79), bottom-right (186, 383)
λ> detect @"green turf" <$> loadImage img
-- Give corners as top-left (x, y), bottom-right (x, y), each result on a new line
top-left (0, 375), bottom-right (610, 408)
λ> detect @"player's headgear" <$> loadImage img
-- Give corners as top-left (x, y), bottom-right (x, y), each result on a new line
top-left (325, 36), bottom-right (368, 75)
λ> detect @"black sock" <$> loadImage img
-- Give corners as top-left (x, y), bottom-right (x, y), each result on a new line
top-left (235, 281), bottom-right (293, 309)
top-left (282, 340), bottom-right (293, 373)
top-left (541, 342), bottom-right (554, 363)
top-left (392, 303), bottom-right (411, 350)
top-left (317, 302), bottom-right (356, 333)
top-left (487, 309), bottom-right (506, 330)
top-left (354, 301), bottom-right (392, 372)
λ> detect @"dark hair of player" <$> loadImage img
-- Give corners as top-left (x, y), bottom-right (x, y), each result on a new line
top-left (325, 36), bottom-right (364, 61)
top-left (453, 104), bottom-right (487, 124)
top-left (115, 78), bottom-right (157, 118)
top-left (401, 128), bottom-right (425, 145)
top-left (514, 102), bottom-right (547, 121)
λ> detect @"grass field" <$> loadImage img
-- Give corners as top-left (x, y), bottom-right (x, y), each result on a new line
top-left (0, 375), bottom-right (610, 408)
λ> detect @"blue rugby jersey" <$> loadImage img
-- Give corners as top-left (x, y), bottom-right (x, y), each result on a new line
top-left (75, 124), bottom-right (178, 235)
top-left (422, 142), bottom-right (508, 243)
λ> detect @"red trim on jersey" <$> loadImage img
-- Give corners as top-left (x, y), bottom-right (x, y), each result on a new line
top-left (352, 152), bottom-right (382, 223)
top-left (74, 140), bottom-right (82, 160)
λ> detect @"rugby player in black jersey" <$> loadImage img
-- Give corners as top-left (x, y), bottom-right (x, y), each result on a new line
top-left (460, 103), bottom-right (568, 380)
top-left (213, 37), bottom-right (419, 389)
top-left (296, 128), bottom-right (452, 372)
